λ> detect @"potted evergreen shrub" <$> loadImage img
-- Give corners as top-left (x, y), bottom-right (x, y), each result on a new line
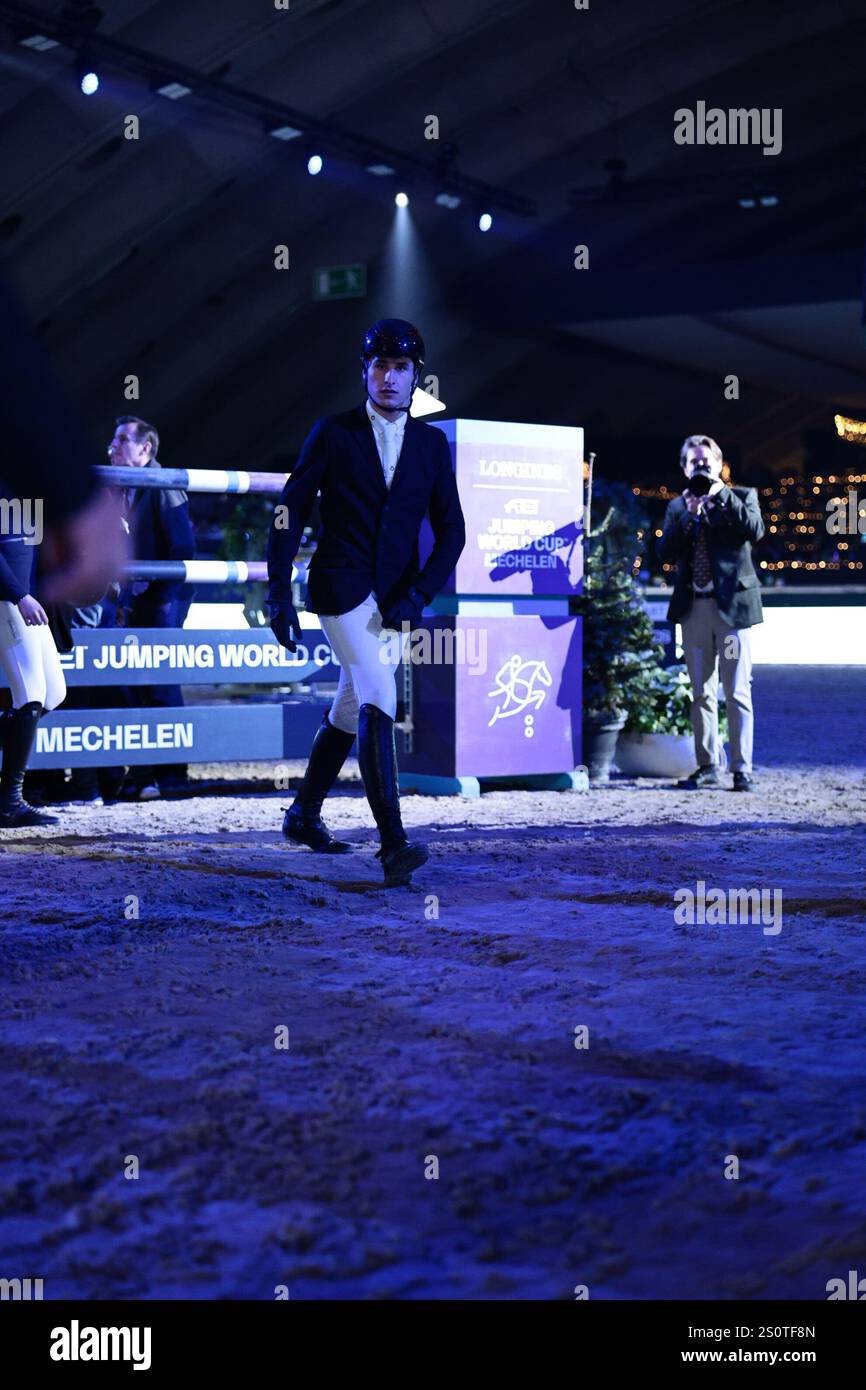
top-left (615, 663), bottom-right (729, 777)
top-left (571, 554), bottom-right (665, 783)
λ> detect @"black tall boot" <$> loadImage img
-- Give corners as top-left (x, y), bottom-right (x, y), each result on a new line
top-left (356, 702), bottom-right (428, 887)
top-left (0, 702), bottom-right (60, 828)
top-left (282, 711), bottom-right (355, 853)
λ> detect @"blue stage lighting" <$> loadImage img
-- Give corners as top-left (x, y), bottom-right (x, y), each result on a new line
top-left (19, 34), bottom-right (59, 51)
top-left (80, 70), bottom-right (99, 96)
top-left (307, 154), bottom-right (323, 175)
top-left (478, 212), bottom-right (493, 232)
top-left (395, 191), bottom-right (409, 208)
top-left (156, 81), bottom-right (192, 100)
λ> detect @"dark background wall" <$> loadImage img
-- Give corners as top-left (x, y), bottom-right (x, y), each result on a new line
top-left (1, 0), bottom-right (864, 506)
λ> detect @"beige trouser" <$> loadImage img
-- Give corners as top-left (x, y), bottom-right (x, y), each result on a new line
top-left (0, 601), bottom-right (66, 710)
top-left (318, 591), bottom-right (410, 733)
top-left (680, 596), bottom-right (753, 773)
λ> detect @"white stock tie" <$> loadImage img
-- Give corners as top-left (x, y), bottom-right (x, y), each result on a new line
top-left (380, 426), bottom-right (399, 489)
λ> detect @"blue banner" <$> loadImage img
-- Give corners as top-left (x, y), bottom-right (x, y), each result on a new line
top-left (0, 629), bottom-right (339, 688)
top-left (29, 702), bottom-right (333, 769)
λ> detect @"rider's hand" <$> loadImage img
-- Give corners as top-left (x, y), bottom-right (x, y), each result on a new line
top-left (269, 600), bottom-right (304, 653)
top-left (381, 586), bottom-right (427, 632)
top-left (17, 594), bottom-right (49, 626)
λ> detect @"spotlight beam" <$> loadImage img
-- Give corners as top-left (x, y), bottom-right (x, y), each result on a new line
top-left (0, 0), bottom-right (535, 218)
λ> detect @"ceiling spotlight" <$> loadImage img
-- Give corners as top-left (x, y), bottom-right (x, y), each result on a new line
top-left (18, 33), bottom-right (59, 51)
top-left (268, 123), bottom-right (302, 141)
top-left (478, 211), bottom-right (493, 232)
top-left (80, 70), bottom-right (99, 96)
top-left (759, 194), bottom-right (779, 207)
top-left (366, 162), bottom-right (395, 176)
top-left (307, 153), bottom-right (323, 175)
top-left (395, 191), bottom-right (409, 208)
top-left (737, 195), bottom-right (756, 209)
top-left (155, 81), bottom-right (192, 100)
top-left (435, 192), bottom-right (461, 209)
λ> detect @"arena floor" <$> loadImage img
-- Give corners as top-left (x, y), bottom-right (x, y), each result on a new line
top-left (1, 667), bottom-right (864, 1299)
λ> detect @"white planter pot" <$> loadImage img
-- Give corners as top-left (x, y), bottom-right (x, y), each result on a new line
top-left (615, 731), bottom-right (727, 778)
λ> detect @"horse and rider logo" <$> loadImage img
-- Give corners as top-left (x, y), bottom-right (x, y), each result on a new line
top-left (487, 655), bottom-right (552, 736)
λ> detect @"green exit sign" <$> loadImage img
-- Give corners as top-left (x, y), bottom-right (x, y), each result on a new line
top-left (313, 264), bottom-right (367, 300)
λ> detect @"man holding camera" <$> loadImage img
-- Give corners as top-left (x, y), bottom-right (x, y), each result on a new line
top-left (658, 434), bottom-right (765, 791)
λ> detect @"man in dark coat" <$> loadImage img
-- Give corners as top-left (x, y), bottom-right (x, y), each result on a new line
top-left (267, 319), bottom-right (465, 885)
top-left (658, 434), bottom-right (765, 791)
top-left (110, 416), bottom-right (196, 798)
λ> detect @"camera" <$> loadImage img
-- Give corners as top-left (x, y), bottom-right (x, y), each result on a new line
top-left (685, 467), bottom-right (713, 497)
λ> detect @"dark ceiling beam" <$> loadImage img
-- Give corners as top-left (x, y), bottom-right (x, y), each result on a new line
top-left (568, 160), bottom-right (862, 206)
top-left (0, 0), bottom-right (536, 216)
top-left (460, 250), bottom-right (863, 328)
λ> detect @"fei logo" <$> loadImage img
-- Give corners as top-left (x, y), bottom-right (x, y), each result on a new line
top-left (487, 655), bottom-right (552, 736)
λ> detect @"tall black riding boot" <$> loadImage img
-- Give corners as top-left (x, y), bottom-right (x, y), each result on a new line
top-left (356, 702), bottom-right (428, 887)
top-left (282, 711), bottom-right (355, 853)
top-left (0, 702), bottom-right (60, 828)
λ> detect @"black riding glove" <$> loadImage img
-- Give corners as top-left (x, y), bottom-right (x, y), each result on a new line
top-left (269, 599), bottom-right (304, 653)
top-left (381, 586), bottom-right (427, 632)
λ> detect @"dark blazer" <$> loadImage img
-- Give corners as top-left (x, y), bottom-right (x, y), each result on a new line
top-left (658, 484), bottom-right (765, 628)
top-left (124, 461), bottom-right (196, 614)
top-left (0, 537), bottom-right (33, 604)
top-left (267, 403), bottom-right (466, 616)
top-left (0, 478), bottom-right (37, 602)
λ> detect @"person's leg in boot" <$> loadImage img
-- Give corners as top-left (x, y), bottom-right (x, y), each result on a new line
top-left (0, 621), bottom-right (66, 827)
top-left (0, 707), bottom-right (11, 771)
top-left (357, 701), bottom-right (428, 887)
top-left (317, 594), bottom-right (425, 882)
top-left (0, 702), bottom-right (60, 828)
top-left (282, 710), bottom-right (356, 852)
top-left (281, 614), bottom-right (367, 852)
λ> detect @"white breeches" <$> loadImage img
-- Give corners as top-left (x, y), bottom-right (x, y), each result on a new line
top-left (318, 591), bottom-right (410, 733)
top-left (0, 602), bottom-right (66, 710)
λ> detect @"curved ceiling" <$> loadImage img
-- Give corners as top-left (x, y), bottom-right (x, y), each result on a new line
top-left (1, 0), bottom-right (864, 477)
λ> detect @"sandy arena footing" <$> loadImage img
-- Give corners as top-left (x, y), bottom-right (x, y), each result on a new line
top-left (1, 667), bottom-right (864, 1299)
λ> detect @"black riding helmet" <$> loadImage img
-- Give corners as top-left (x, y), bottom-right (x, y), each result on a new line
top-left (361, 318), bottom-right (425, 395)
